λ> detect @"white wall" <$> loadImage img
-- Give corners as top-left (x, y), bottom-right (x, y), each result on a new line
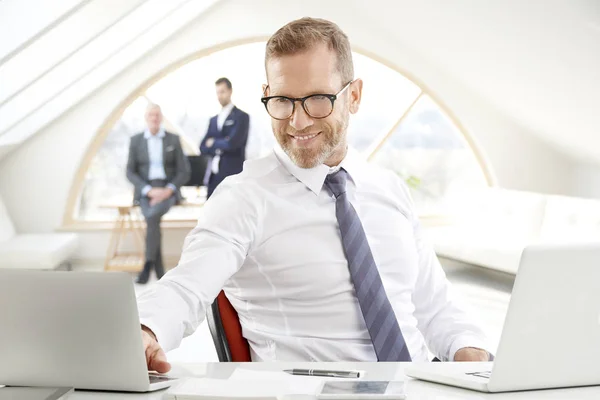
top-left (355, 0), bottom-right (600, 164)
top-left (0, 0), bottom-right (578, 260)
top-left (572, 163), bottom-right (600, 200)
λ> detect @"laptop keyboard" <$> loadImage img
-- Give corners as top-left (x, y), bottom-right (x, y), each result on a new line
top-left (465, 371), bottom-right (492, 379)
top-left (149, 374), bottom-right (177, 384)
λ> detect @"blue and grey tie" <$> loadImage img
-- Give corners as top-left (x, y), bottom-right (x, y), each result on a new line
top-left (325, 169), bottom-right (411, 361)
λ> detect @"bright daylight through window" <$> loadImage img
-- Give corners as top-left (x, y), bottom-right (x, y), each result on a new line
top-left (75, 42), bottom-right (488, 222)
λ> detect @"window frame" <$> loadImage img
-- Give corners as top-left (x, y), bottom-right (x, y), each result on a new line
top-left (62, 40), bottom-right (496, 230)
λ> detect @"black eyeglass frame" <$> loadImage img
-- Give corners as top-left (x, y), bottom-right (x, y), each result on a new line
top-left (260, 80), bottom-right (354, 120)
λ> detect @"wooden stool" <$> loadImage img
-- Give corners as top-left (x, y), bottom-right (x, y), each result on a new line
top-left (101, 204), bottom-right (145, 272)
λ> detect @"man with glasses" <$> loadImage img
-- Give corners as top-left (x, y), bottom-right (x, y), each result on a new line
top-left (137, 18), bottom-right (491, 370)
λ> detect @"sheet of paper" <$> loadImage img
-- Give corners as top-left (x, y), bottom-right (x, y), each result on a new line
top-left (167, 368), bottom-right (366, 399)
top-left (168, 378), bottom-right (293, 399)
top-left (229, 369), bottom-right (325, 395)
top-left (229, 368), bottom-right (365, 396)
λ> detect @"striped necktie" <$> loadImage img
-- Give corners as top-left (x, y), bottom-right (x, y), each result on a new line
top-left (324, 168), bottom-right (411, 361)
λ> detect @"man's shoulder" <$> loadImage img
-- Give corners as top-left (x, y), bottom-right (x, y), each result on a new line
top-left (164, 130), bottom-right (180, 137)
top-left (233, 107), bottom-right (249, 119)
top-left (359, 162), bottom-right (399, 184)
top-left (353, 161), bottom-right (414, 217)
top-left (216, 151), bottom-right (282, 191)
top-left (208, 152), bottom-right (286, 212)
top-left (130, 132), bottom-right (144, 142)
top-left (231, 151), bottom-right (280, 182)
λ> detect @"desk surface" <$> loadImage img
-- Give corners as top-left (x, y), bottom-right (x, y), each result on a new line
top-left (62, 362), bottom-right (600, 399)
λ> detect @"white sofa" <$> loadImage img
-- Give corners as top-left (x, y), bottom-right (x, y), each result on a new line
top-left (427, 188), bottom-right (600, 275)
top-left (0, 195), bottom-right (79, 270)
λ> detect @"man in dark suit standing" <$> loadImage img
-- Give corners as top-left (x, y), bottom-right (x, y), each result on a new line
top-left (200, 77), bottom-right (250, 198)
top-left (126, 103), bottom-right (191, 284)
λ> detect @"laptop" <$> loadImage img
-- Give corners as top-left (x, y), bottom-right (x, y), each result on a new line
top-left (0, 270), bottom-right (178, 392)
top-left (406, 243), bottom-right (600, 393)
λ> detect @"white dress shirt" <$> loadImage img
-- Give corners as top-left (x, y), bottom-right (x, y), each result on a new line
top-left (217, 102), bottom-right (235, 131)
top-left (141, 128), bottom-right (177, 196)
top-left (137, 146), bottom-right (489, 362)
top-left (144, 128), bottom-right (167, 181)
top-left (210, 103), bottom-right (235, 175)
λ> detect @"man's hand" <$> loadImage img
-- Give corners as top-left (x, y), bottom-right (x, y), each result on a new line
top-left (454, 347), bottom-right (491, 362)
top-left (141, 326), bottom-right (171, 373)
top-left (147, 187), bottom-right (174, 206)
top-left (205, 138), bottom-right (215, 148)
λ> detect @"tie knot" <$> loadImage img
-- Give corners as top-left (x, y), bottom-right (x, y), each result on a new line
top-left (324, 168), bottom-right (348, 198)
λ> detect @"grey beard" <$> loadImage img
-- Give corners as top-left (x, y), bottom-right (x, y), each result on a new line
top-left (283, 142), bottom-right (333, 169)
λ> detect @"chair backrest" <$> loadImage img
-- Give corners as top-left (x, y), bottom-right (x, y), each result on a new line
top-left (206, 291), bottom-right (251, 362)
top-left (0, 194), bottom-right (16, 242)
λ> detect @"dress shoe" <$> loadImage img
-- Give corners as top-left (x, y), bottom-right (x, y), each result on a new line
top-left (136, 261), bottom-right (153, 284)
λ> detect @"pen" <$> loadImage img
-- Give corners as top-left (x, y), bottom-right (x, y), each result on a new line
top-left (284, 369), bottom-right (361, 378)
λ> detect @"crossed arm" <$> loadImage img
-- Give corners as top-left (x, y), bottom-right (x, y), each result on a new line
top-left (200, 114), bottom-right (249, 156)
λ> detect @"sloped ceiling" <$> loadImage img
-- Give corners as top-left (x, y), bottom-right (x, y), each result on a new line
top-left (0, 0), bottom-right (598, 163)
top-left (356, 0), bottom-right (600, 162)
top-left (0, 0), bottom-right (221, 149)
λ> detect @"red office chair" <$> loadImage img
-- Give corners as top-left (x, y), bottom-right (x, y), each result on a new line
top-left (207, 291), bottom-right (444, 362)
top-left (206, 291), bottom-right (252, 362)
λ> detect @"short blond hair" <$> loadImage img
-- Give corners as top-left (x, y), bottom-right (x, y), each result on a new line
top-left (265, 17), bottom-right (354, 83)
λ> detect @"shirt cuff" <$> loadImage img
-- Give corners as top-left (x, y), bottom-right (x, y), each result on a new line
top-left (140, 319), bottom-right (166, 349)
top-left (142, 185), bottom-right (152, 196)
top-left (448, 335), bottom-right (493, 361)
top-left (139, 312), bottom-right (182, 353)
top-left (166, 183), bottom-right (177, 192)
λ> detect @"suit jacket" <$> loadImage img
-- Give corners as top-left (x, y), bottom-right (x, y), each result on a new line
top-left (126, 131), bottom-right (191, 204)
top-left (199, 106), bottom-right (249, 193)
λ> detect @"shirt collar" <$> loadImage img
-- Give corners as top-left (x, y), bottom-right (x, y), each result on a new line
top-left (144, 127), bottom-right (165, 139)
top-left (273, 145), bottom-right (363, 196)
top-left (220, 103), bottom-right (235, 116)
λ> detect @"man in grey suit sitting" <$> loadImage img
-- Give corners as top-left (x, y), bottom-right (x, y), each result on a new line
top-left (126, 103), bottom-right (191, 284)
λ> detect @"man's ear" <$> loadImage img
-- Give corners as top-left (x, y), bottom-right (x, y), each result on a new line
top-left (349, 79), bottom-right (363, 114)
top-left (262, 84), bottom-right (269, 96)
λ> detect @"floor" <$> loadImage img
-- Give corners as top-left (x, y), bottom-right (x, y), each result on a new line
top-left (89, 257), bottom-right (515, 363)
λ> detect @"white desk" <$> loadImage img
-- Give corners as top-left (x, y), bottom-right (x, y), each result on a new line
top-left (67, 362), bottom-right (600, 399)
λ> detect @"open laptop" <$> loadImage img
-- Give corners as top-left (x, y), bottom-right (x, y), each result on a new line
top-left (406, 243), bottom-right (600, 393)
top-left (0, 270), bottom-right (177, 392)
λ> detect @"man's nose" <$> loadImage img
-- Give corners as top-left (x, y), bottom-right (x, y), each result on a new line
top-left (289, 103), bottom-right (313, 131)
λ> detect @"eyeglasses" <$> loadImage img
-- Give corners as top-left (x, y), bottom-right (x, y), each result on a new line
top-left (261, 80), bottom-right (353, 120)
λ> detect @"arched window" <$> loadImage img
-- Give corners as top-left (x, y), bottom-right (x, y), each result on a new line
top-left (71, 42), bottom-right (491, 222)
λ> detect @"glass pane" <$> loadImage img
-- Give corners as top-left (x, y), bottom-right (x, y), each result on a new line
top-left (0, 0), bottom-right (86, 60)
top-left (146, 42), bottom-right (275, 161)
top-left (76, 44), bottom-right (473, 222)
top-left (0, 0), bottom-right (196, 135)
top-left (0, 0), bottom-right (145, 104)
top-left (349, 53), bottom-right (421, 152)
top-left (77, 42), bottom-right (276, 221)
top-left (76, 96), bottom-right (148, 221)
top-left (370, 95), bottom-right (488, 215)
